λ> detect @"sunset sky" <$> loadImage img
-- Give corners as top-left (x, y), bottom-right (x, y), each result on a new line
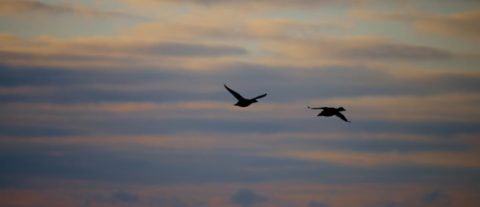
top-left (1, 0), bottom-right (480, 207)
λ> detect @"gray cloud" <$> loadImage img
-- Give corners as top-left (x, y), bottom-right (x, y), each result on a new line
top-left (1, 63), bottom-right (480, 141)
top-left (0, 125), bottom-right (74, 137)
top-left (80, 190), bottom-right (141, 207)
top-left (1, 142), bottom-right (480, 189)
top-left (231, 189), bottom-right (268, 207)
top-left (0, 0), bottom-right (143, 19)
top-left (0, 0), bottom-right (72, 13)
top-left (135, 42), bottom-right (248, 57)
top-left (0, 50), bottom-right (133, 65)
top-left (365, 201), bottom-right (402, 207)
top-left (81, 191), bottom-right (199, 207)
top-left (284, 139), bottom-right (468, 153)
top-left (147, 197), bottom-right (193, 207)
top-left (0, 41), bottom-right (247, 65)
top-left (2, 63), bottom-right (480, 104)
top-left (3, 108), bottom-right (479, 138)
top-left (145, 0), bottom-right (349, 7)
top-left (112, 191), bottom-right (140, 204)
top-left (341, 43), bottom-right (452, 60)
top-left (422, 190), bottom-right (451, 206)
top-left (308, 201), bottom-right (329, 207)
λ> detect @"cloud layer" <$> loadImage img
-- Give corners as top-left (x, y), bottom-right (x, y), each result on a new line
top-left (0, 0), bottom-right (479, 207)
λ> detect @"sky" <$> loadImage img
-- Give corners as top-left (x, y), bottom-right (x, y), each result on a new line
top-left (0, 0), bottom-right (480, 206)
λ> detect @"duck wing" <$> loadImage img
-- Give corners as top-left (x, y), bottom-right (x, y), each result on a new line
top-left (307, 106), bottom-right (328, 110)
top-left (224, 84), bottom-right (246, 101)
top-left (252, 93), bottom-right (267, 100)
top-left (335, 112), bottom-right (350, 123)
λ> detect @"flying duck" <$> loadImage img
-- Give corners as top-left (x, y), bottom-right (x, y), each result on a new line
top-left (308, 106), bottom-right (350, 123)
top-left (224, 84), bottom-right (267, 107)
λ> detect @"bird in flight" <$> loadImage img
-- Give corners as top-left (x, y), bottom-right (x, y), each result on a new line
top-left (307, 106), bottom-right (350, 123)
top-left (224, 84), bottom-right (267, 107)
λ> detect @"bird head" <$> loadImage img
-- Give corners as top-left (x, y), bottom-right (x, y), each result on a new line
top-left (338, 107), bottom-right (346, 111)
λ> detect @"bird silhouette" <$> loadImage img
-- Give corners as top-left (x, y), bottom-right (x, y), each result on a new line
top-left (308, 106), bottom-right (350, 123)
top-left (224, 84), bottom-right (267, 107)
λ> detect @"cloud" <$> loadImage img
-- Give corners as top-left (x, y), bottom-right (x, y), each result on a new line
top-left (0, 182), bottom-right (478, 207)
top-left (80, 190), bottom-right (143, 206)
top-left (231, 189), bottom-right (268, 207)
top-left (422, 190), bottom-right (451, 206)
top-left (308, 201), bottom-right (330, 207)
top-left (147, 197), bottom-right (192, 207)
top-left (0, 1), bottom-right (478, 207)
top-left (123, 0), bottom-right (355, 8)
top-left (0, 140), bottom-right (479, 191)
top-left (0, 20), bottom-right (462, 71)
top-left (266, 37), bottom-right (455, 63)
top-left (356, 9), bottom-right (480, 42)
top-left (415, 11), bottom-right (480, 41)
top-left (112, 191), bottom-right (140, 203)
top-left (1, 64), bottom-right (480, 141)
top-left (280, 149), bottom-right (480, 168)
top-left (341, 42), bottom-right (452, 60)
top-left (0, 0), bottom-right (142, 19)
top-left (0, 35), bottom-right (248, 69)
top-left (366, 201), bottom-right (402, 207)
top-left (0, 0), bottom-right (72, 13)
top-left (136, 42), bottom-right (247, 57)
top-left (0, 125), bottom-right (74, 137)
top-left (129, 16), bottom-right (350, 45)
top-left (3, 63), bottom-right (480, 103)
top-left (292, 138), bottom-right (468, 153)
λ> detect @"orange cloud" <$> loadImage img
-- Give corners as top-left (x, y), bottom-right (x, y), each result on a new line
top-left (0, 86), bottom-right (55, 95)
top-left (280, 149), bottom-right (480, 168)
top-left (0, 34), bottom-right (249, 69)
top-left (262, 35), bottom-right (456, 65)
top-left (415, 11), bottom-right (480, 41)
top-left (355, 8), bottom-right (480, 42)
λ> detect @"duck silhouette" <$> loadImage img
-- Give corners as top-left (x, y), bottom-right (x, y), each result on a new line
top-left (224, 84), bottom-right (267, 107)
top-left (308, 106), bottom-right (350, 123)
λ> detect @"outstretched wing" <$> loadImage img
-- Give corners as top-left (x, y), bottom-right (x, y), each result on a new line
top-left (307, 106), bottom-right (328, 110)
top-left (252, 93), bottom-right (267, 100)
top-left (335, 112), bottom-right (350, 123)
top-left (224, 84), bottom-right (245, 101)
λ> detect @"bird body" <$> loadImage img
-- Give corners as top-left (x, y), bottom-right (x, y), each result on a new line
top-left (224, 84), bottom-right (267, 107)
top-left (308, 106), bottom-right (350, 122)
top-left (235, 100), bottom-right (257, 107)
